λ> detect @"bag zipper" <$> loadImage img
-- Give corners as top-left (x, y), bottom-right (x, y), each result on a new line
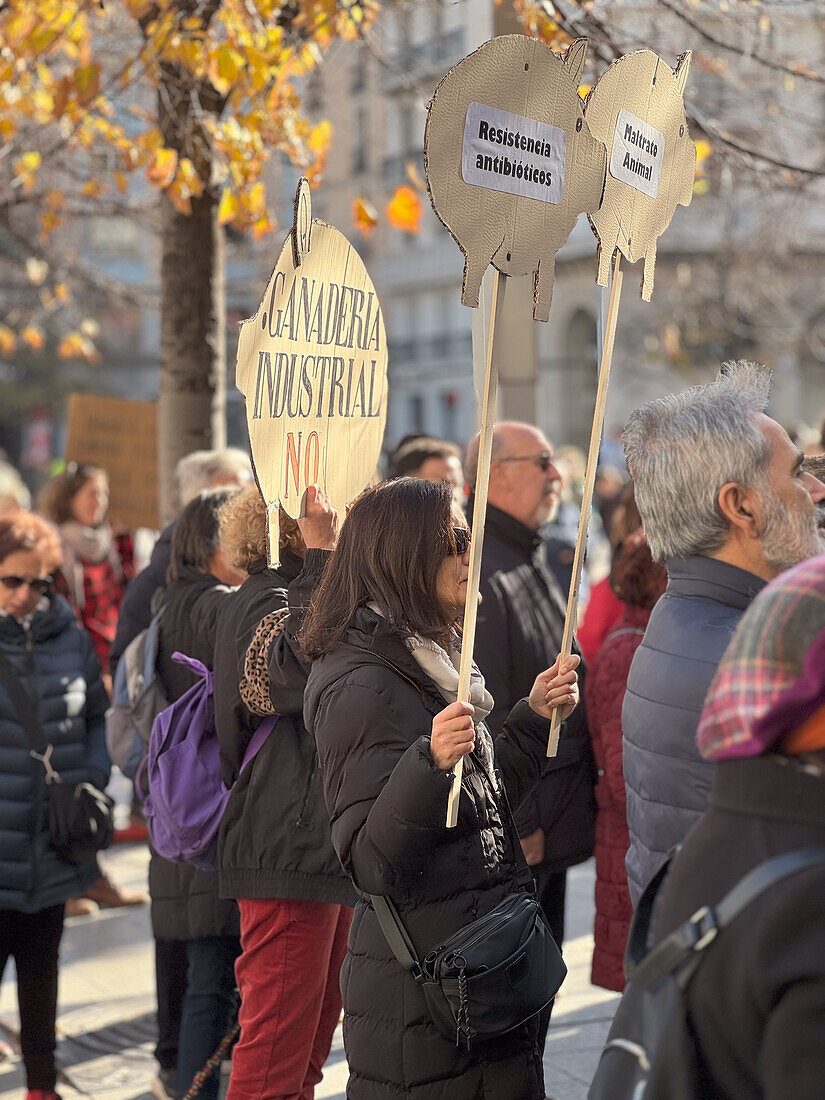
top-left (428, 895), bottom-right (531, 964)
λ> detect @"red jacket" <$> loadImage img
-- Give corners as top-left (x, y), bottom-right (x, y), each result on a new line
top-left (578, 575), bottom-right (623, 665)
top-left (584, 603), bottom-right (649, 991)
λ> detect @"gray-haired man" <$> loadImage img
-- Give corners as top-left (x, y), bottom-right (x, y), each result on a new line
top-left (622, 361), bottom-right (825, 904)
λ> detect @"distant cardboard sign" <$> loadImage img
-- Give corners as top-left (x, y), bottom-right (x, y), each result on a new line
top-left (65, 394), bottom-right (159, 530)
top-left (585, 50), bottom-right (694, 300)
top-left (235, 179), bottom-right (388, 567)
top-left (426, 35), bottom-right (606, 322)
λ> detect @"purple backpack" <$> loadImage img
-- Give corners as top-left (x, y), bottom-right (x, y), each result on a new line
top-left (138, 653), bottom-right (276, 871)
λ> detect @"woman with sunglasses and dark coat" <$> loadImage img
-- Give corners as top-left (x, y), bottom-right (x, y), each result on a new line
top-left (301, 478), bottom-right (580, 1100)
top-left (0, 513), bottom-right (110, 1100)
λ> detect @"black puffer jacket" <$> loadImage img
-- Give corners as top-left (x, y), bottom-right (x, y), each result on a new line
top-left (304, 609), bottom-right (559, 1100)
top-left (149, 567), bottom-right (239, 941)
top-left (0, 595), bottom-right (109, 912)
top-left (475, 503), bottom-right (595, 870)
top-left (654, 757), bottom-right (825, 1099)
top-left (216, 551), bottom-right (354, 905)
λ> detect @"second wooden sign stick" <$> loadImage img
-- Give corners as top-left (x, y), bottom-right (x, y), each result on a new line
top-left (547, 252), bottom-right (624, 757)
top-left (446, 269), bottom-right (506, 829)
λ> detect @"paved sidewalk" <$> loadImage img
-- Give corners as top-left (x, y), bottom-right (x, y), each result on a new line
top-left (0, 844), bottom-right (617, 1100)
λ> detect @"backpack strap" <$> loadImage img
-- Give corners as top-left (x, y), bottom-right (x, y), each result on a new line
top-left (238, 715), bottom-right (278, 776)
top-left (631, 848), bottom-right (825, 992)
top-left (625, 854), bottom-right (675, 970)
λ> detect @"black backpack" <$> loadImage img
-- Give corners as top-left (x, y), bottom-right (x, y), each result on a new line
top-left (588, 848), bottom-right (825, 1100)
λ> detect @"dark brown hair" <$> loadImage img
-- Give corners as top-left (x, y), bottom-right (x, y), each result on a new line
top-left (608, 479), bottom-right (642, 548)
top-left (391, 437), bottom-right (461, 478)
top-left (37, 462), bottom-right (108, 525)
top-left (0, 513), bottom-right (62, 571)
top-left (301, 477), bottom-right (459, 659)
top-left (168, 487), bottom-right (240, 582)
top-left (610, 528), bottom-right (667, 610)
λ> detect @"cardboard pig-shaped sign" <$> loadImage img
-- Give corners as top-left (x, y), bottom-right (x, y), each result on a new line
top-left (425, 36), bottom-right (606, 322)
top-left (235, 180), bottom-right (388, 566)
top-left (585, 50), bottom-right (695, 300)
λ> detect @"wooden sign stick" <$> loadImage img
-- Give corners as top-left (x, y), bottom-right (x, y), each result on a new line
top-left (547, 252), bottom-right (624, 757)
top-left (447, 268), bottom-right (506, 828)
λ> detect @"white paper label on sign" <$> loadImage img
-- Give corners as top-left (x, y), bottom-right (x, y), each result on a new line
top-left (609, 108), bottom-right (664, 200)
top-left (461, 102), bottom-right (566, 205)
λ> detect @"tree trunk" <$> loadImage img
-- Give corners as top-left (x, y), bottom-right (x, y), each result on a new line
top-left (156, 70), bottom-right (226, 524)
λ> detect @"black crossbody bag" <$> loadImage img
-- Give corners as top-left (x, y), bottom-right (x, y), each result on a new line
top-left (370, 767), bottom-right (567, 1049)
top-left (0, 651), bottom-right (114, 866)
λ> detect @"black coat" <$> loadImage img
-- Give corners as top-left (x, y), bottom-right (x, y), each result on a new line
top-left (149, 567), bottom-right (239, 941)
top-left (110, 522), bottom-right (174, 672)
top-left (304, 609), bottom-right (558, 1099)
top-left (215, 551), bottom-right (354, 905)
top-left (654, 756), bottom-right (825, 1100)
top-left (475, 502), bottom-right (595, 869)
top-left (0, 595), bottom-right (110, 912)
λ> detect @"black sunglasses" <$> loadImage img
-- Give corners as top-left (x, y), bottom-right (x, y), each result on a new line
top-left (450, 527), bottom-right (471, 556)
top-left (0, 575), bottom-right (53, 594)
top-left (496, 451), bottom-right (554, 472)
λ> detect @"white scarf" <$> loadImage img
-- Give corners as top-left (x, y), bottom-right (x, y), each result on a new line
top-left (403, 632), bottom-right (494, 724)
top-left (59, 521), bottom-right (121, 609)
top-left (404, 631), bottom-right (498, 784)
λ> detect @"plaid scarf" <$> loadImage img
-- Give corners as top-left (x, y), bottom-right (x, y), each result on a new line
top-left (697, 554), bottom-right (825, 761)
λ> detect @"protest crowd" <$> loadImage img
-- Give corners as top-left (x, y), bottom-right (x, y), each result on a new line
top-left (2, 359), bottom-right (825, 1100)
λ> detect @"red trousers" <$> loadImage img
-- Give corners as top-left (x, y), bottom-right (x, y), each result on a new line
top-left (227, 897), bottom-right (351, 1100)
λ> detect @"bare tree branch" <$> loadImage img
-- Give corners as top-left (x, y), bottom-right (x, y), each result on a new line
top-left (656, 0), bottom-right (825, 85)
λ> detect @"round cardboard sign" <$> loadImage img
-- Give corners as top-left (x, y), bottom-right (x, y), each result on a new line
top-left (585, 50), bottom-right (695, 300)
top-left (235, 180), bottom-right (388, 565)
top-left (424, 35), bottom-right (606, 321)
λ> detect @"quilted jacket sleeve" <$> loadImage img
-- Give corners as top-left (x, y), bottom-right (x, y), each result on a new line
top-left (312, 679), bottom-right (454, 897)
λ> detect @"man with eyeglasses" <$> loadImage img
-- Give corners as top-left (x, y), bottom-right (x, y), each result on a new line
top-left (465, 421), bottom-right (596, 1054)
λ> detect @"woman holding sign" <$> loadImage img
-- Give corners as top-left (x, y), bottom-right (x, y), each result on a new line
top-left (302, 478), bottom-right (579, 1099)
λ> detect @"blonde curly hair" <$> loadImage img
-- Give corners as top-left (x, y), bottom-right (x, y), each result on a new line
top-left (218, 484), bottom-right (304, 570)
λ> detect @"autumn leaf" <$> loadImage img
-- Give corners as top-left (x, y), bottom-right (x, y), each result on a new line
top-left (13, 151), bottom-right (42, 193)
top-left (693, 178), bottom-right (710, 196)
top-left (82, 179), bottom-right (105, 198)
top-left (251, 215), bottom-right (276, 240)
top-left (218, 187), bottom-right (240, 225)
top-left (176, 158), bottom-right (206, 199)
top-left (0, 326), bottom-right (17, 357)
top-left (578, 84), bottom-right (591, 100)
top-left (385, 185), bottom-right (421, 234)
top-left (21, 326), bottom-right (45, 351)
top-left (695, 139), bottom-right (712, 164)
top-left (147, 147), bottom-right (178, 187)
top-left (54, 282), bottom-right (71, 304)
top-left (74, 62), bottom-right (101, 103)
top-left (352, 196), bottom-right (378, 235)
top-left (166, 179), bottom-right (192, 215)
top-left (308, 119), bottom-right (332, 154)
top-left (210, 44), bottom-right (245, 94)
